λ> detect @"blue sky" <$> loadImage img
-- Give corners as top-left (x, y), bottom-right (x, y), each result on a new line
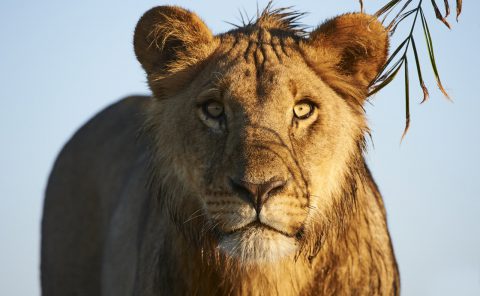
top-left (1, 1), bottom-right (479, 295)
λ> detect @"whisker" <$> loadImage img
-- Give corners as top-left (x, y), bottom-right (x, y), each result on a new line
top-left (183, 211), bottom-right (208, 224)
top-left (183, 208), bottom-right (205, 223)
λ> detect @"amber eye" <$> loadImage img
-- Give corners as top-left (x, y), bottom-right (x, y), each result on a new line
top-left (293, 101), bottom-right (314, 119)
top-left (202, 100), bottom-right (224, 119)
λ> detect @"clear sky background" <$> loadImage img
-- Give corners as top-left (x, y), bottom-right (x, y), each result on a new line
top-left (1, 0), bottom-right (479, 295)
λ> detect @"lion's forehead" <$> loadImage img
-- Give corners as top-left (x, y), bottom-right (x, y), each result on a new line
top-left (206, 32), bottom-right (318, 109)
top-left (218, 30), bottom-right (302, 66)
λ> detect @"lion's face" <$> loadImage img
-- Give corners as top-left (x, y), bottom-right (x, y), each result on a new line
top-left (135, 7), bottom-right (387, 263)
top-left (147, 39), bottom-right (366, 262)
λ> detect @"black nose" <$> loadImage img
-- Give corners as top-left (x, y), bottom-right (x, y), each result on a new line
top-left (229, 177), bottom-right (287, 213)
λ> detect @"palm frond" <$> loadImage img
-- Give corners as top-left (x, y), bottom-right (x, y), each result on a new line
top-left (363, 0), bottom-right (461, 138)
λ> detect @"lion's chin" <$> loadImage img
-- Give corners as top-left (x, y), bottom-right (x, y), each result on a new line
top-left (217, 226), bottom-right (298, 263)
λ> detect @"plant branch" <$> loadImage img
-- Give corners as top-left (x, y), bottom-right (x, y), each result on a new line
top-left (362, 0), bottom-right (461, 138)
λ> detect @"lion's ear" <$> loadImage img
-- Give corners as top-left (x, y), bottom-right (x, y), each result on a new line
top-left (306, 13), bottom-right (389, 91)
top-left (134, 6), bottom-right (215, 80)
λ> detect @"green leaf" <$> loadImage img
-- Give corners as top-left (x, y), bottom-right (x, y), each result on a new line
top-left (389, 9), bottom-right (417, 34)
top-left (375, 0), bottom-right (403, 18)
top-left (387, 0), bottom-right (414, 31)
top-left (410, 37), bottom-right (430, 103)
top-left (369, 59), bottom-right (405, 96)
top-left (401, 57), bottom-right (411, 141)
top-left (420, 8), bottom-right (451, 99)
top-left (371, 37), bottom-right (409, 86)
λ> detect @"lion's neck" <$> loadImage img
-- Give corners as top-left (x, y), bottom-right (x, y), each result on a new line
top-left (167, 240), bottom-right (314, 296)
top-left (308, 172), bottom-right (400, 295)
top-left (144, 169), bottom-right (398, 296)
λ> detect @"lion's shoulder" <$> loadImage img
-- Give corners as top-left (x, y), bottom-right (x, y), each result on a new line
top-left (42, 95), bottom-right (151, 295)
top-left (54, 95), bottom-right (149, 166)
top-left (46, 94), bottom-right (151, 208)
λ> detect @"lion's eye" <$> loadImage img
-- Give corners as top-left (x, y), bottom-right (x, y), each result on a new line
top-left (203, 100), bottom-right (224, 119)
top-left (293, 101), bottom-right (314, 119)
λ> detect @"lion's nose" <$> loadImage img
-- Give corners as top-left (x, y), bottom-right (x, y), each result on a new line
top-left (229, 177), bottom-right (286, 213)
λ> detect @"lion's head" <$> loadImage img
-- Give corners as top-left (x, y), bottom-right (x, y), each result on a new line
top-left (134, 6), bottom-right (388, 263)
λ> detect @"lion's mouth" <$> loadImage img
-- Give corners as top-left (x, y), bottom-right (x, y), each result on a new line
top-left (223, 221), bottom-right (296, 238)
top-left (216, 221), bottom-right (301, 261)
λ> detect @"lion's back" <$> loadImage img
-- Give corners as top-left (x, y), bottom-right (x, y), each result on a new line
top-left (41, 96), bottom-right (150, 296)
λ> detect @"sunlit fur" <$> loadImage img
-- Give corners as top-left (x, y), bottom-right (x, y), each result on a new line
top-left (42, 4), bottom-right (399, 296)
top-left (218, 227), bottom-right (298, 263)
top-left (137, 5), bottom-right (398, 295)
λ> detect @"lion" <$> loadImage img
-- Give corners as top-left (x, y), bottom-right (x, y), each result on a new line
top-left (41, 5), bottom-right (400, 296)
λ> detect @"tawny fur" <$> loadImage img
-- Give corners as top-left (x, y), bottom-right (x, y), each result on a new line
top-left (42, 5), bottom-right (399, 296)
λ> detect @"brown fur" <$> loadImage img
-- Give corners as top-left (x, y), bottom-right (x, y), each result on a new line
top-left (42, 5), bottom-right (399, 296)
